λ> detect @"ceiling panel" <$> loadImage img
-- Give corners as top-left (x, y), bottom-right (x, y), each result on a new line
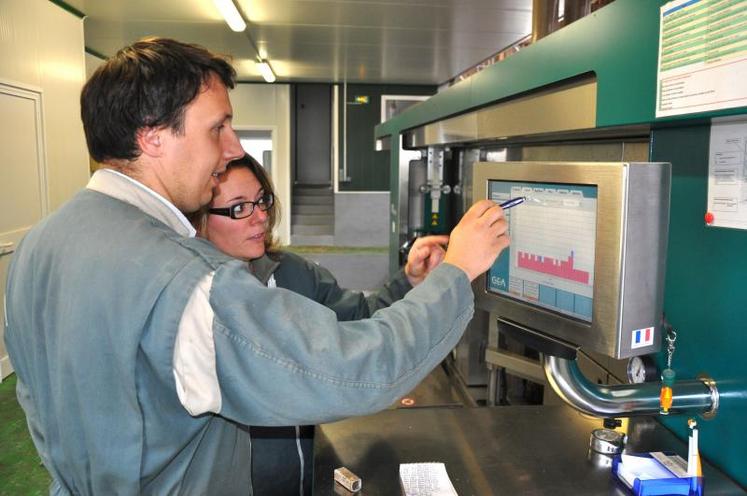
top-left (80, 0), bottom-right (532, 84)
top-left (239, 0), bottom-right (530, 29)
top-left (74, 0), bottom-right (223, 21)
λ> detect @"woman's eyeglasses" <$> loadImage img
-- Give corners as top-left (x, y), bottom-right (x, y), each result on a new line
top-left (209, 193), bottom-right (274, 219)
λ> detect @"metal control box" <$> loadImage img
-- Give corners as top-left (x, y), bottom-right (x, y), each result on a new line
top-left (473, 161), bottom-right (671, 359)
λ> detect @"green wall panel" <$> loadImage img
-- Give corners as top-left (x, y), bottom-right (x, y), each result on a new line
top-left (339, 84), bottom-right (434, 191)
top-left (652, 126), bottom-right (747, 488)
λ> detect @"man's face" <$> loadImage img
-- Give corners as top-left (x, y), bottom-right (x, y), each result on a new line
top-left (157, 73), bottom-right (244, 213)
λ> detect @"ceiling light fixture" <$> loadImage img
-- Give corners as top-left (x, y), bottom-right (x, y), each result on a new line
top-left (256, 59), bottom-right (276, 83)
top-left (213, 0), bottom-right (246, 32)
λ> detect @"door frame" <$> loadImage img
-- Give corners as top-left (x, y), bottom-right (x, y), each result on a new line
top-left (0, 78), bottom-right (49, 380)
top-left (234, 125), bottom-right (277, 176)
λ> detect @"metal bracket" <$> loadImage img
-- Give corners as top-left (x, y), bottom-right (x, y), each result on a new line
top-left (697, 374), bottom-right (719, 420)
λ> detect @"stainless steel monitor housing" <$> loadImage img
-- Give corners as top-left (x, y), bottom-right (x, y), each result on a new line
top-left (473, 161), bottom-right (671, 359)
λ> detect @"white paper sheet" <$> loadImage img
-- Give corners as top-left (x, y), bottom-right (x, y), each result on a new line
top-left (617, 454), bottom-right (677, 488)
top-left (399, 462), bottom-right (458, 496)
top-left (707, 117), bottom-right (747, 229)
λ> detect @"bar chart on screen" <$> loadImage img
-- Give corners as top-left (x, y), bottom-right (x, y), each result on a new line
top-left (509, 190), bottom-right (595, 294)
top-left (517, 250), bottom-right (590, 284)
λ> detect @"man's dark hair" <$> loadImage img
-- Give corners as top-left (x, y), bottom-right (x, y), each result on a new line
top-left (81, 37), bottom-right (236, 163)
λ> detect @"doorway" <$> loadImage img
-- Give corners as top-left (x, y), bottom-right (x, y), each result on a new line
top-left (236, 129), bottom-right (273, 176)
top-left (0, 81), bottom-right (49, 379)
top-left (293, 84), bottom-right (332, 185)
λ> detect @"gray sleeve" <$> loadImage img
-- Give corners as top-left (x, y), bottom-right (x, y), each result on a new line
top-left (362, 269), bottom-right (413, 316)
top-left (209, 261), bottom-right (473, 427)
top-left (291, 256), bottom-right (412, 320)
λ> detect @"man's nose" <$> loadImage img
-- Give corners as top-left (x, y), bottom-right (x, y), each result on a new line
top-left (223, 127), bottom-right (244, 161)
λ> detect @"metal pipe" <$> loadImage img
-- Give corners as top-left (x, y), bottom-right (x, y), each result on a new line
top-left (341, 80), bottom-right (348, 182)
top-left (531, 0), bottom-right (554, 43)
top-left (543, 355), bottom-right (719, 418)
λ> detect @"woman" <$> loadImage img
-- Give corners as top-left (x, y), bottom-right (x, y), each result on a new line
top-left (192, 154), bottom-right (448, 495)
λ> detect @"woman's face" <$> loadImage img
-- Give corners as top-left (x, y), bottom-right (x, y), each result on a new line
top-left (206, 166), bottom-right (268, 261)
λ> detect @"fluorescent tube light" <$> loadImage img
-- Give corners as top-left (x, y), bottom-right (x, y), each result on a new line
top-left (213, 0), bottom-right (246, 32)
top-left (256, 60), bottom-right (276, 83)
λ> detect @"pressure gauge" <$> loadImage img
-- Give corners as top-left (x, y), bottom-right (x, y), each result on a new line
top-left (589, 428), bottom-right (625, 455)
top-left (588, 428), bottom-right (625, 468)
top-left (626, 355), bottom-right (658, 384)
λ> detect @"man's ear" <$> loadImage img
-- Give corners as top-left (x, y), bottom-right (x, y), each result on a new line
top-left (136, 127), bottom-right (163, 158)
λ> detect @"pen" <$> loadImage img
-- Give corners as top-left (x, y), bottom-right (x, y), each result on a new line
top-left (499, 197), bottom-right (526, 209)
top-left (687, 418), bottom-right (702, 477)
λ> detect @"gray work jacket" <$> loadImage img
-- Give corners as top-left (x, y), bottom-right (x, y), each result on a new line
top-left (5, 189), bottom-right (473, 495)
top-left (248, 251), bottom-right (414, 496)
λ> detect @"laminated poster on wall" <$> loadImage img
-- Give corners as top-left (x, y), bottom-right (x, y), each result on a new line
top-left (656, 0), bottom-right (747, 118)
top-left (706, 117), bottom-right (747, 230)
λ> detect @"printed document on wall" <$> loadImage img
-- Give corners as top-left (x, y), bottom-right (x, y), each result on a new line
top-left (656, 0), bottom-right (747, 118)
top-left (707, 118), bottom-right (747, 229)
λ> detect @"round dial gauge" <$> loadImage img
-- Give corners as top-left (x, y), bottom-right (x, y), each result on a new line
top-left (626, 355), bottom-right (658, 384)
top-left (589, 428), bottom-right (625, 455)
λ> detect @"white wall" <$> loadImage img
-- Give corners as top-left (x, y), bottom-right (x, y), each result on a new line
top-left (0, 0), bottom-right (89, 209)
top-left (0, 0), bottom-right (89, 379)
top-left (230, 84), bottom-right (292, 246)
top-left (85, 52), bottom-right (105, 79)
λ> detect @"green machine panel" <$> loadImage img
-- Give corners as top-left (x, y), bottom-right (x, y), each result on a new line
top-left (376, 0), bottom-right (747, 487)
top-left (652, 125), bottom-right (747, 486)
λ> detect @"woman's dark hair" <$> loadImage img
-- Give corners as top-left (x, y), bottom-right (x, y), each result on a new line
top-left (192, 154), bottom-right (282, 254)
top-left (81, 37), bottom-right (236, 163)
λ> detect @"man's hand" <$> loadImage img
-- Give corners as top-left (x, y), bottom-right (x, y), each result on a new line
top-left (404, 235), bottom-right (449, 286)
top-left (443, 200), bottom-right (510, 281)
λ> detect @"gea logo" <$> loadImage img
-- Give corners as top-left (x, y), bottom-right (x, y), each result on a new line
top-left (490, 276), bottom-right (506, 288)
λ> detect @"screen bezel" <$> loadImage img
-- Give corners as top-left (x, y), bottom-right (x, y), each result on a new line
top-left (473, 161), bottom-right (626, 357)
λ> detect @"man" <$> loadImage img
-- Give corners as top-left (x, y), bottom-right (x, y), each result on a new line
top-left (4, 37), bottom-right (509, 495)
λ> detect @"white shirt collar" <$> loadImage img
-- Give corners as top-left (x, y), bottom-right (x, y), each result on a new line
top-left (87, 168), bottom-right (197, 238)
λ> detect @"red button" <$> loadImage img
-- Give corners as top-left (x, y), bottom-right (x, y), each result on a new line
top-left (704, 212), bottom-right (714, 224)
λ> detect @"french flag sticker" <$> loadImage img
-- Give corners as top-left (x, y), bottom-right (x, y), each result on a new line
top-left (631, 326), bottom-right (655, 349)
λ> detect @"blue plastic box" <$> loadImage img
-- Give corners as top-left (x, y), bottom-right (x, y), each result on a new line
top-left (611, 453), bottom-right (704, 496)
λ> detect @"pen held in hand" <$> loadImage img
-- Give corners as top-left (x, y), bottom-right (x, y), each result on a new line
top-left (499, 197), bottom-right (526, 209)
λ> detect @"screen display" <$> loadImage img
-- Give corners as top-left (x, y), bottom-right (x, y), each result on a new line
top-left (487, 180), bottom-right (597, 322)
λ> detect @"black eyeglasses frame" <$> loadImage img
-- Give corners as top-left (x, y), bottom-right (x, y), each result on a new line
top-left (208, 193), bottom-right (274, 220)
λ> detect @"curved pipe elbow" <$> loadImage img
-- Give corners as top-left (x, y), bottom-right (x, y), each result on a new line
top-left (543, 354), bottom-right (718, 418)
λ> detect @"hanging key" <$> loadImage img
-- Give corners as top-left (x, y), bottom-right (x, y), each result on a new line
top-left (660, 324), bottom-right (677, 415)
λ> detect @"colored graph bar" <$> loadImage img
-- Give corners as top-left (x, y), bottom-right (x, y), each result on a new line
top-left (517, 250), bottom-right (590, 284)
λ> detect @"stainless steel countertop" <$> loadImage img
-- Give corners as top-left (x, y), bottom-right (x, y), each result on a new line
top-left (313, 405), bottom-right (745, 495)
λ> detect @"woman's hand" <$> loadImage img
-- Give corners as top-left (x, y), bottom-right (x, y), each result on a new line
top-left (404, 235), bottom-right (450, 286)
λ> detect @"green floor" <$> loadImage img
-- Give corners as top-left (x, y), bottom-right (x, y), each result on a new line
top-left (0, 374), bottom-right (51, 495)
